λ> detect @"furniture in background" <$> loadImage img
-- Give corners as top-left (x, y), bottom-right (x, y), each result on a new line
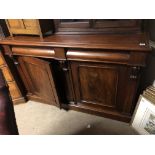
top-left (0, 50), bottom-right (26, 104)
top-left (0, 69), bottom-right (18, 135)
top-left (53, 19), bottom-right (142, 34)
top-left (0, 19), bottom-right (151, 123)
top-left (5, 19), bottom-right (53, 38)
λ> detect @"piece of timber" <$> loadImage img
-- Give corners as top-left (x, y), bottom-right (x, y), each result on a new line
top-left (0, 34), bottom-right (151, 51)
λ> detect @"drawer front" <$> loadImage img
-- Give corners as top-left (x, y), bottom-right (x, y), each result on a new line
top-left (67, 50), bottom-right (130, 64)
top-left (0, 53), bottom-right (5, 66)
top-left (8, 81), bottom-right (21, 99)
top-left (1, 67), bottom-right (13, 82)
top-left (12, 47), bottom-right (55, 58)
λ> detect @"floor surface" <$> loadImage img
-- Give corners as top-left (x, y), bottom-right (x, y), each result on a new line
top-left (14, 101), bottom-right (137, 135)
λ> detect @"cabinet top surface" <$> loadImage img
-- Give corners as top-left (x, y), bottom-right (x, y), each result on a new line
top-left (0, 33), bottom-right (151, 51)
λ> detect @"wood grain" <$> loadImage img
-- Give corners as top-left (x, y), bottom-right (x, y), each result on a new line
top-left (0, 20), bottom-right (151, 122)
top-left (12, 47), bottom-right (55, 58)
top-left (0, 33), bottom-right (150, 51)
top-left (17, 56), bottom-right (60, 106)
top-left (67, 50), bottom-right (130, 64)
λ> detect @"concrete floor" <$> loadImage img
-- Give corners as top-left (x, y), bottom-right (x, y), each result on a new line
top-left (14, 101), bottom-right (137, 135)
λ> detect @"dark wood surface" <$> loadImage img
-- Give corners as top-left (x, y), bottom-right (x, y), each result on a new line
top-left (0, 30), bottom-right (151, 123)
top-left (67, 49), bottom-right (130, 65)
top-left (17, 56), bottom-right (60, 106)
top-left (70, 62), bottom-right (120, 109)
top-left (54, 19), bottom-right (141, 35)
top-left (0, 33), bottom-right (150, 51)
top-left (68, 60), bottom-right (140, 119)
top-left (61, 103), bottom-right (131, 122)
top-left (12, 47), bottom-right (55, 58)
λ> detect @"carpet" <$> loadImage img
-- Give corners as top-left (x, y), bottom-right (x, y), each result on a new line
top-left (14, 101), bottom-right (137, 135)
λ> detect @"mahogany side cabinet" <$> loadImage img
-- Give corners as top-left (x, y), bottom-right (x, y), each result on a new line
top-left (0, 19), bottom-right (151, 123)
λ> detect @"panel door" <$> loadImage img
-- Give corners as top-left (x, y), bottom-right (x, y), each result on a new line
top-left (6, 19), bottom-right (39, 35)
top-left (22, 19), bottom-right (40, 34)
top-left (70, 61), bottom-right (130, 112)
top-left (17, 56), bottom-right (59, 106)
top-left (23, 19), bottom-right (38, 28)
top-left (6, 19), bottom-right (25, 29)
top-left (6, 19), bottom-right (25, 34)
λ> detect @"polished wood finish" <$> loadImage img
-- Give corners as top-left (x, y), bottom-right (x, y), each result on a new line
top-left (71, 62), bottom-right (120, 108)
top-left (5, 19), bottom-right (53, 38)
top-left (66, 48), bottom-right (145, 122)
top-left (0, 20), bottom-right (151, 122)
top-left (0, 70), bottom-right (18, 134)
top-left (68, 58), bottom-right (140, 121)
top-left (54, 19), bottom-right (141, 34)
top-left (62, 103), bottom-right (131, 122)
top-left (12, 47), bottom-right (55, 58)
top-left (67, 49), bottom-right (130, 64)
top-left (17, 56), bottom-right (60, 106)
top-left (0, 34), bottom-right (150, 51)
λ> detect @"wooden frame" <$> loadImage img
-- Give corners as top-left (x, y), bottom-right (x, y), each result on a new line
top-left (5, 19), bottom-right (53, 39)
top-left (5, 19), bottom-right (41, 37)
top-left (131, 95), bottom-right (155, 134)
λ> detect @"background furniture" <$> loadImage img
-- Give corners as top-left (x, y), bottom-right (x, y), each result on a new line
top-left (0, 50), bottom-right (26, 104)
top-left (5, 19), bottom-right (53, 38)
top-left (53, 19), bottom-right (142, 34)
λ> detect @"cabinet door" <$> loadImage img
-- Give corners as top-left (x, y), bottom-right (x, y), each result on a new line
top-left (70, 61), bottom-right (130, 113)
top-left (6, 19), bottom-right (25, 29)
top-left (18, 56), bottom-right (59, 106)
top-left (6, 19), bottom-right (39, 35)
top-left (6, 19), bottom-right (25, 35)
top-left (22, 19), bottom-right (40, 34)
top-left (23, 19), bottom-right (38, 28)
